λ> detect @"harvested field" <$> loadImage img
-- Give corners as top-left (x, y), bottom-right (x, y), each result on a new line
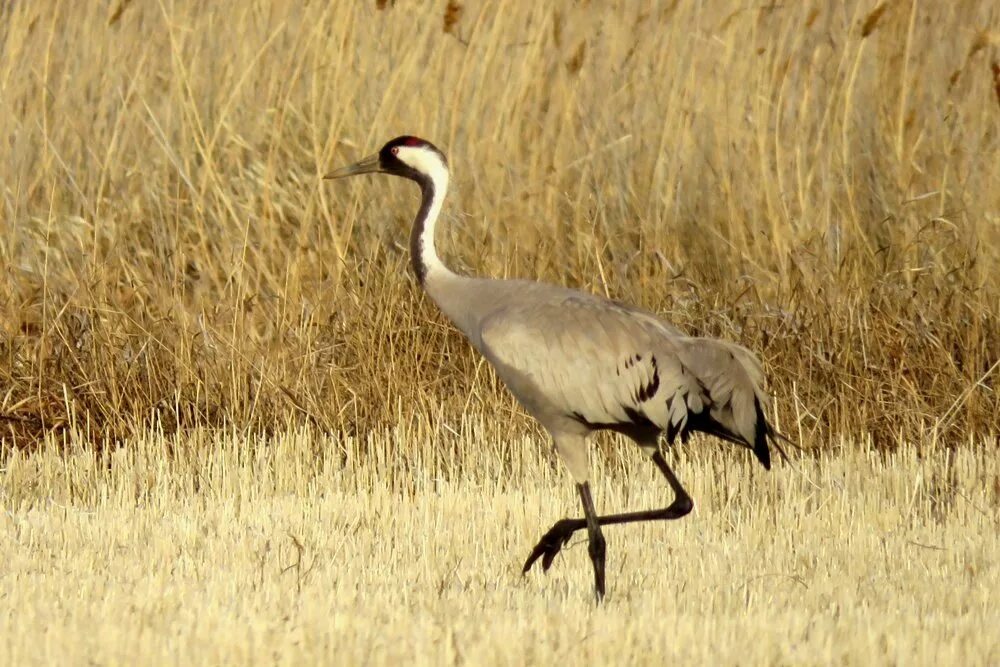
top-left (2, 427), bottom-right (998, 665)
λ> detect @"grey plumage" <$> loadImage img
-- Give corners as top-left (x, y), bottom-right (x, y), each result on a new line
top-left (326, 136), bottom-right (784, 601)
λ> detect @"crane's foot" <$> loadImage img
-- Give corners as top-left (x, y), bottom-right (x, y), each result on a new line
top-left (589, 533), bottom-right (606, 602)
top-left (521, 518), bottom-right (584, 574)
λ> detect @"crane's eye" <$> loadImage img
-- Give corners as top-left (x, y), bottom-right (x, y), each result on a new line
top-left (391, 147), bottom-right (399, 156)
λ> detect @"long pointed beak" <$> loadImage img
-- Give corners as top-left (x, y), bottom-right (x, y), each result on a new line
top-left (323, 153), bottom-right (382, 180)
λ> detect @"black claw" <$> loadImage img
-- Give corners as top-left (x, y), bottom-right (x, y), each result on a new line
top-left (542, 547), bottom-right (560, 571)
top-left (591, 562), bottom-right (606, 602)
top-left (521, 519), bottom-right (580, 575)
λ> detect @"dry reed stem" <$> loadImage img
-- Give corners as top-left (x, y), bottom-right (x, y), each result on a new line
top-left (0, 3), bottom-right (997, 451)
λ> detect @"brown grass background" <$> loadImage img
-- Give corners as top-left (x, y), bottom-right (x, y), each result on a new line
top-left (1, 0), bottom-right (998, 451)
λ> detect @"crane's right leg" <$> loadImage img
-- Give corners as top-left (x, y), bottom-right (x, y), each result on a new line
top-left (578, 481), bottom-right (606, 601)
top-left (525, 435), bottom-right (606, 600)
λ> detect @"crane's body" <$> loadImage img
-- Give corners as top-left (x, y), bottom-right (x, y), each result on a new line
top-left (326, 136), bottom-right (783, 601)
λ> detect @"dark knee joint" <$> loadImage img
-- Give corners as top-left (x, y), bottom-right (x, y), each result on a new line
top-left (669, 495), bottom-right (693, 518)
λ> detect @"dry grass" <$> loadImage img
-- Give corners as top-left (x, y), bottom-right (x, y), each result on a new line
top-left (2, 425), bottom-right (999, 665)
top-left (1, 2), bottom-right (999, 663)
top-left (0, 1), bottom-right (997, 448)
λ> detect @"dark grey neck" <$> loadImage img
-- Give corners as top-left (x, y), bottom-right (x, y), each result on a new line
top-left (409, 178), bottom-right (434, 286)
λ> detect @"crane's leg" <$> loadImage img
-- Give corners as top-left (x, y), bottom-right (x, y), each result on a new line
top-left (534, 434), bottom-right (606, 599)
top-left (578, 481), bottom-right (606, 601)
top-left (522, 450), bottom-right (691, 576)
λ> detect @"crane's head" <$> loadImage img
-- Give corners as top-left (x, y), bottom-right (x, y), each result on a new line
top-left (324, 136), bottom-right (448, 187)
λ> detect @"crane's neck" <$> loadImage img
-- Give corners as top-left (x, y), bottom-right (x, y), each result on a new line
top-left (405, 158), bottom-right (486, 338)
top-left (410, 166), bottom-right (456, 286)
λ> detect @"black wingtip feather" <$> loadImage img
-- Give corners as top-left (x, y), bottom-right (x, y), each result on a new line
top-left (752, 398), bottom-right (772, 470)
top-left (666, 419), bottom-right (680, 444)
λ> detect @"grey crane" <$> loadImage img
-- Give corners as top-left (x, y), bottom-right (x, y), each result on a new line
top-left (325, 136), bottom-right (787, 601)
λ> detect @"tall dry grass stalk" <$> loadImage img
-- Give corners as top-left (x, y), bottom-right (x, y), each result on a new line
top-left (0, 1), bottom-right (998, 451)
